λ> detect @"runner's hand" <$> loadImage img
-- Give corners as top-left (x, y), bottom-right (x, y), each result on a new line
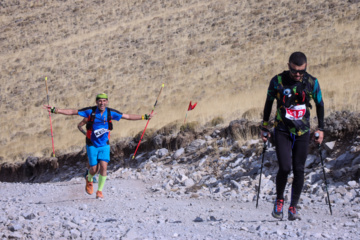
top-left (43, 105), bottom-right (57, 113)
top-left (43, 105), bottom-right (52, 112)
top-left (314, 130), bottom-right (324, 144)
top-left (145, 113), bottom-right (156, 120)
top-left (259, 126), bottom-right (270, 142)
top-left (261, 130), bottom-right (270, 142)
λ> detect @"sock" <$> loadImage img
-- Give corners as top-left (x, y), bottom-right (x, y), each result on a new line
top-left (87, 173), bottom-right (94, 182)
top-left (98, 174), bottom-right (107, 191)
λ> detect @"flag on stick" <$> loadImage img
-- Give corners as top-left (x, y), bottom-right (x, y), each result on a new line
top-left (184, 101), bottom-right (197, 123)
top-left (188, 101), bottom-right (197, 111)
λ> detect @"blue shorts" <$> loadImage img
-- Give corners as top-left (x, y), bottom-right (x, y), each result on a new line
top-left (86, 145), bottom-right (110, 167)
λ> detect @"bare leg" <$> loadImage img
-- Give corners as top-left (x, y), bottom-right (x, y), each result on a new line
top-left (99, 161), bottom-right (108, 176)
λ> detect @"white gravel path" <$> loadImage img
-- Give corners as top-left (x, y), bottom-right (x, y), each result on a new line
top-left (1, 174), bottom-right (359, 240)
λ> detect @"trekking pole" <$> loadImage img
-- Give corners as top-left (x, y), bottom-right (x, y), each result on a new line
top-left (45, 77), bottom-right (56, 157)
top-left (315, 132), bottom-right (332, 215)
top-left (256, 131), bottom-right (268, 208)
top-left (132, 84), bottom-right (164, 160)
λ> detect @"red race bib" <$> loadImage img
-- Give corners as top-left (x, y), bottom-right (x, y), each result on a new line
top-left (285, 104), bottom-right (306, 120)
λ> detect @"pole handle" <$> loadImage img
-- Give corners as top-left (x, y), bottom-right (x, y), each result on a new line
top-left (315, 132), bottom-right (321, 148)
top-left (45, 77), bottom-right (49, 94)
top-left (45, 77), bottom-right (50, 105)
top-left (315, 132), bottom-right (320, 139)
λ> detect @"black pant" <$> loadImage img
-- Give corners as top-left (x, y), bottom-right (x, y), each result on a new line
top-left (274, 129), bottom-right (310, 207)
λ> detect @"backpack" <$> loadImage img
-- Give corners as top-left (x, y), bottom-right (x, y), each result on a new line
top-left (85, 106), bottom-right (113, 141)
top-left (279, 74), bottom-right (312, 109)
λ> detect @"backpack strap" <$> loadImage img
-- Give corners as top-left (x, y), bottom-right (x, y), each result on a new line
top-left (301, 75), bottom-right (312, 109)
top-left (86, 106), bottom-right (97, 131)
top-left (107, 108), bottom-right (113, 131)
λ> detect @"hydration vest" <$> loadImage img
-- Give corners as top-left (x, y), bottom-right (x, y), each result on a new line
top-left (278, 75), bottom-right (312, 109)
top-left (85, 106), bottom-right (113, 145)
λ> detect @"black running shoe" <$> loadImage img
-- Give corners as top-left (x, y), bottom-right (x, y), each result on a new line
top-left (272, 198), bottom-right (284, 219)
top-left (288, 206), bottom-right (301, 221)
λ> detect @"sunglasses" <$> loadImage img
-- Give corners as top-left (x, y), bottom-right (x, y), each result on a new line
top-left (289, 66), bottom-right (306, 75)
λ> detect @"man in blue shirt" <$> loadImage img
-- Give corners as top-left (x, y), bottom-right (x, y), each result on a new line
top-left (44, 93), bottom-right (154, 199)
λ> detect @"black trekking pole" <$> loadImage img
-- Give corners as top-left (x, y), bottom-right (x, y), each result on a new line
top-left (256, 131), bottom-right (268, 208)
top-left (315, 132), bottom-right (332, 215)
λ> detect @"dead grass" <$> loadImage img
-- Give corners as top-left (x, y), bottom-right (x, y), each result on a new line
top-left (0, 0), bottom-right (360, 163)
top-left (180, 121), bottom-right (200, 133)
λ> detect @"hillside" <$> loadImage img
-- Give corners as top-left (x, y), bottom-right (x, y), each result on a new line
top-left (1, 0), bottom-right (360, 163)
top-left (0, 111), bottom-right (359, 239)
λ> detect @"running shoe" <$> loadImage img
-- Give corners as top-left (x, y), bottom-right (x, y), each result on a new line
top-left (96, 191), bottom-right (104, 200)
top-left (272, 198), bottom-right (284, 219)
top-left (288, 206), bottom-right (301, 221)
top-left (85, 176), bottom-right (94, 195)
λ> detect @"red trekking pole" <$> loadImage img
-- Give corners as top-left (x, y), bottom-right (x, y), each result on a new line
top-left (132, 84), bottom-right (164, 160)
top-left (45, 77), bottom-right (56, 157)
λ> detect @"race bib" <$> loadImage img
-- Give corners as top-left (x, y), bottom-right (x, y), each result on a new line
top-left (94, 128), bottom-right (109, 138)
top-left (285, 104), bottom-right (306, 120)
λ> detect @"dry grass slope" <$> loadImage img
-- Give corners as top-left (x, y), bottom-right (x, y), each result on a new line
top-left (0, 0), bottom-right (359, 163)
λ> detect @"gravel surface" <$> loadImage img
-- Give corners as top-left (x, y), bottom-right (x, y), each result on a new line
top-left (1, 172), bottom-right (359, 240)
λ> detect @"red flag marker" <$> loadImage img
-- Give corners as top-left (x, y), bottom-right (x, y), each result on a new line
top-left (184, 101), bottom-right (197, 123)
top-left (187, 101), bottom-right (197, 111)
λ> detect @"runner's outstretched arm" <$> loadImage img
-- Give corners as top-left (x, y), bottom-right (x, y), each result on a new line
top-left (43, 105), bottom-right (78, 115)
top-left (121, 113), bottom-right (155, 120)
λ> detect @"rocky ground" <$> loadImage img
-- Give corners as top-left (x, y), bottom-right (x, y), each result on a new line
top-left (1, 111), bottom-right (360, 239)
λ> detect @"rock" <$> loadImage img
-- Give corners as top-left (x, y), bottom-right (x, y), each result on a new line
top-left (343, 222), bottom-right (357, 227)
top-left (153, 134), bottom-right (163, 148)
top-left (8, 232), bottom-right (23, 239)
top-left (156, 148), bottom-right (169, 158)
top-left (230, 180), bottom-right (241, 190)
top-left (350, 146), bottom-right (359, 153)
top-left (334, 152), bottom-right (355, 169)
top-left (70, 229), bottom-right (81, 239)
top-left (25, 156), bottom-right (39, 167)
top-left (325, 158), bottom-right (336, 169)
top-left (352, 155), bottom-right (360, 166)
top-left (183, 178), bottom-right (195, 188)
top-left (325, 141), bottom-right (336, 150)
top-left (305, 154), bottom-right (317, 168)
top-left (348, 180), bottom-right (357, 188)
top-left (186, 139), bottom-right (206, 153)
top-left (204, 135), bottom-right (212, 141)
top-left (172, 148), bottom-right (185, 160)
top-left (23, 213), bottom-right (36, 220)
top-left (193, 217), bottom-right (204, 222)
top-left (8, 222), bottom-right (22, 232)
top-left (334, 186), bottom-right (347, 196)
top-left (306, 172), bottom-right (322, 184)
top-left (198, 156), bottom-right (207, 167)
